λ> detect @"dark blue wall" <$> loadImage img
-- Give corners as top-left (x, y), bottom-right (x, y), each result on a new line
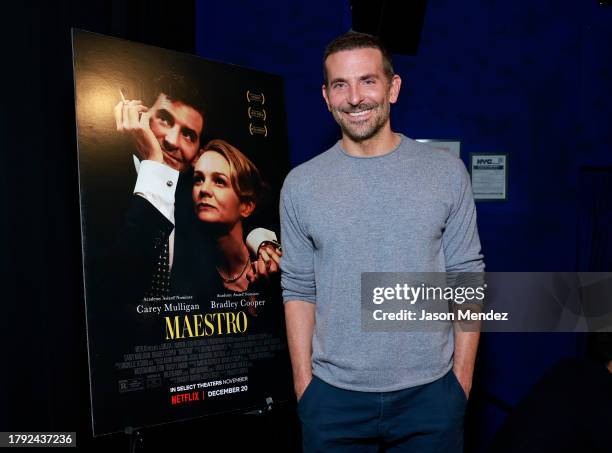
top-left (195, 2), bottom-right (351, 166)
top-left (195, 0), bottom-right (612, 449)
top-left (195, 0), bottom-right (612, 270)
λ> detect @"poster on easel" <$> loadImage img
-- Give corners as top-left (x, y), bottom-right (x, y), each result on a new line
top-left (72, 29), bottom-right (293, 436)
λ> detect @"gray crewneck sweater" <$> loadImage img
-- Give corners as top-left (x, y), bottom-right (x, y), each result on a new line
top-left (280, 134), bottom-right (484, 392)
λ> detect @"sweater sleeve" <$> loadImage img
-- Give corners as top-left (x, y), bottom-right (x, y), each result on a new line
top-left (442, 162), bottom-right (485, 273)
top-left (279, 176), bottom-right (317, 304)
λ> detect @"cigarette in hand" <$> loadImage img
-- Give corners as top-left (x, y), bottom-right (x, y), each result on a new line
top-left (119, 88), bottom-right (126, 103)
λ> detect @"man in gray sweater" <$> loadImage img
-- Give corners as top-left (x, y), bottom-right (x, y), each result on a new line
top-left (280, 32), bottom-right (484, 452)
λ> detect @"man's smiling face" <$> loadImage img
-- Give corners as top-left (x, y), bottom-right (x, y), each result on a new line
top-left (322, 47), bottom-right (400, 143)
top-left (149, 93), bottom-right (204, 172)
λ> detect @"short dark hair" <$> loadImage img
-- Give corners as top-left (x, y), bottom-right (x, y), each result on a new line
top-left (323, 31), bottom-right (394, 85)
top-left (152, 72), bottom-right (207, 140)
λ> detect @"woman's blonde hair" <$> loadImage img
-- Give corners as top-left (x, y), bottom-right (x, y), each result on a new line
top-left (195, 139), bottom-right (265, 208)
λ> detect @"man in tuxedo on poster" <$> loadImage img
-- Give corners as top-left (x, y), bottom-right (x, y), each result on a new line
top-left (112, 74), bottom-right (281, 300)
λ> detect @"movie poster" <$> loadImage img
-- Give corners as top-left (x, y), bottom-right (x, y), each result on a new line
top-left (72, 30), bottom-right (293, 435)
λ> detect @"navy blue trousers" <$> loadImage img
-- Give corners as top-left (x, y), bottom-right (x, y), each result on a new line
top-left (298, 370), bottom-right (467, 452)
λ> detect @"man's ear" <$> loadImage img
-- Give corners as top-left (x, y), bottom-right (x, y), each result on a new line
top-left (322, 84), bottom-right (332, 112)
top-left (389, 75), bottom-right (402, 104)
top-left (240, 200), bottom-right (256, 219)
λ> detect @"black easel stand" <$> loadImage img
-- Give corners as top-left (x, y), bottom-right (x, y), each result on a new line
top-left (125, 427), bottom-right (143, 453)
top-left (244, 396), bottom-right (274, 415)
top-left (122, 396), bottom-right (275, 451)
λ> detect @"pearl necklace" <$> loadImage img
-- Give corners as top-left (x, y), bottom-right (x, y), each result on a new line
top-left (217, 256), bottom-right (250, 283)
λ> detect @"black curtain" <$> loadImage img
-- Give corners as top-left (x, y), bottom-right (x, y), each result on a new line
top-left (1, 0), bottom-right (195, 447)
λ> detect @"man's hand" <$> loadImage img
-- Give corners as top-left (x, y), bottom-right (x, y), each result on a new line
top-left (452, 366), bottom-right (472, 399)
top-left (295, 374), bottom-right (313, 402)
top-left (257, 243), bottom-right (282, 276)
top-left (452, 329), bottom-right (479, 400)
top-left (113, 96), bottom-right (164, 164)
top-left (284, 300), bottom-right (316, 402)
top-left (246, 243), bottom-right (282, 284)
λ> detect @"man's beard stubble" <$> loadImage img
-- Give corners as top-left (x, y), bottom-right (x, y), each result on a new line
top-left (331, 101), bottom-right (390, 142)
